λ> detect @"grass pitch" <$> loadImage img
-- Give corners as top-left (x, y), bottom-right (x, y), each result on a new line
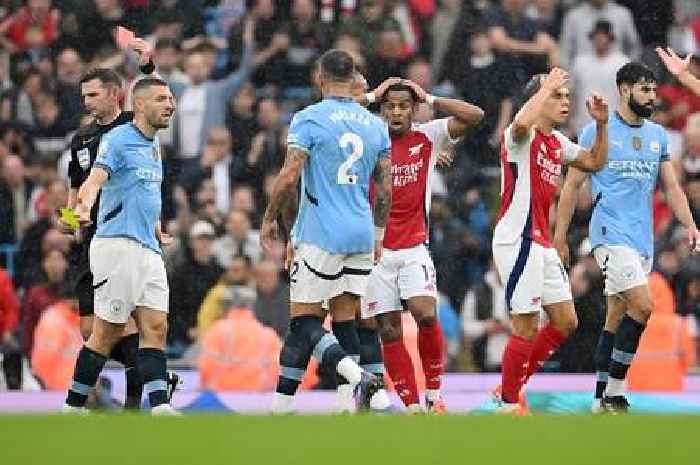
top-left (2, 414), bottom-right (698, 465)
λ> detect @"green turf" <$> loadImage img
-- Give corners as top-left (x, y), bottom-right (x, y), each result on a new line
top-left (2, 414), bottom-right (698, 465)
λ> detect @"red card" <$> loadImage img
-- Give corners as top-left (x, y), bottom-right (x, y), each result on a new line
top-left (115, 26), bottom-right (136, 50)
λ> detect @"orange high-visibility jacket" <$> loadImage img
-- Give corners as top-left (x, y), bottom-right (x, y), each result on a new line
top-left (31, 301), bottom-right (81, 390)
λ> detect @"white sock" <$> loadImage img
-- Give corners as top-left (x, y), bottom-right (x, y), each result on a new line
top-left (425, 389), bottom-right (441, 402)
top-left (336, 384), bottom-right (355, 413)
top-left (336, 357), bottom-right (362, 385)
top-left (369, 388), bottom-right (391, 411)
top-left (605, 378), bottom-right (625, 397)
top-left (271, 393), bottom-right (294, 414)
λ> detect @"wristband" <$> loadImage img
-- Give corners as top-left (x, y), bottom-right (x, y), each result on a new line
top-left (139, 58), bottom-right (156, 75)
top-left (375, 227), bottom-right (385, 241)
top-left (365, 92), bottom-right (376, 104)
top-left (425, 94), bottom-right (436, 106)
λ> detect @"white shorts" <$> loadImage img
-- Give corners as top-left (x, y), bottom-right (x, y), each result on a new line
top-left (593, 245), bottom-right (652, 296)
top-left (289, 242), bottom-right (373, 303)
top-left (493, 238), bottom-right (572, 314)
top-left (361, 244), bottom-right (437, 318)
top-left (90, 237), bottom-right (169, 324)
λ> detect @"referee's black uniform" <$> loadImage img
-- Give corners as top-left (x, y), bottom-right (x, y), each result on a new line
top-left (67, 111), bottom-right (133, 316)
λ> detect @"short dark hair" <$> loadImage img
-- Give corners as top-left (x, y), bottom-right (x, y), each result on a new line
top-left (318, 49), bottom-right (355, 82)
top-left (79, 68), bottom-right (122, 87)
top-left (132, 77), bottom-right (169, 95)
top-left (616, 62), bottom-right (656, 88)
top-left (380, 83), bottom-right (420, 104)
top-left (512, 73), bottom-right (548, 113)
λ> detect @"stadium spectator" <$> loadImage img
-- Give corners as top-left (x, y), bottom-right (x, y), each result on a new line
top-left (168, 220), bottom-right (223, 350)
top-left (196, 254), bottom-right (253, 338)
top-left (212, 210), bottom-right (261, 269)
top-left (30, 284), bottom-right (81, 390)
top-left (198, 285), bottom-right (281, 391)
top-left (0, 0), bottom-right (60, 54)
top-left (0, 264), bottom-right (20, 389)
top-left (461, 262), bottom-right (509, 372)
top-left (570, 20), bottom-right (629, 135)
top-left (253, 258), bottom-right (288, 338)
top-left (0, 154), bottom-right (29, 244)
top-left (486, 0), bottom-right (557, 90)
top-left (680, 114), bottom-right (700, 180)
top-left (281, 0), bottom-right (326, 87)
top-left (559, 0), bottom-right (640, 69)
top-left (53, 47), bottom-right (82, 130)
top-left (20, 247), bottom-right (65, 355)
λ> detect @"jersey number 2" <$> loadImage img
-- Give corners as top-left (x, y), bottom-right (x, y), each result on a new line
top-left (337, 132), bottom-right (364, 185)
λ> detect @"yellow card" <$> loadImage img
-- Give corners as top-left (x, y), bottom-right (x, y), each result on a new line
top-left (59, 207), bottom-right (80, 231)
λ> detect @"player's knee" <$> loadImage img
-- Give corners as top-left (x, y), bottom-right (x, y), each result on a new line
top-left (80, 326), bottom-right (92, 342)
top-left (416, 314), bottom-right (437, 328)
top-left (378, 319), bottom-right (402, 343)
top-left (557, 313), bottom-right (578, 337)
top-left (141, 318), bottom-right (168, 347)
top-left (631, 299), bottom-right (653, 322)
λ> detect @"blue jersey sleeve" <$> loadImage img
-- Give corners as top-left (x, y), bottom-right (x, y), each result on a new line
top-left (578, 123), bottom-right (596, 150)
top-left (287, 113), bottom-right (313, 154)
top-left (94, 131), bottom-right (124, 176)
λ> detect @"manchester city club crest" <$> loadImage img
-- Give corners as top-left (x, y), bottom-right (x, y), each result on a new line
top-left (632, 136), bottom-right (642, 151)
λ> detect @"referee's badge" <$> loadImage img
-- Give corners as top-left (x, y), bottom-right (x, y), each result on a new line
top-left (77, 148), bottom-right (90, 169)
top-left (632, 136), bottom-right (642, 151)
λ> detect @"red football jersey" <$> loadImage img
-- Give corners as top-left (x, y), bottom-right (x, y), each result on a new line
top-left (377, 118), bottom-right (458, 250)
top-left (494, 125), bottom-right (582, 247)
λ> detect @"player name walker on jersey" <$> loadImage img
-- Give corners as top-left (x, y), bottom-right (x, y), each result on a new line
top-left (494, 125), bottom-right (581, 247)
top-left (288, 96), bottom-right (391, 255)
top-left (94, 123), bottom-right (164, 253)
top-left (579, 112), bottom-right (670, 259)
top-left (380, 118), bottom-right (459, 250)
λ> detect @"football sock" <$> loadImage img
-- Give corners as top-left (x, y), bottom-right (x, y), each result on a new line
top-left (501, 335), bottom-right (534, 404)
top-left (66, 346), bottom-right (107, 407)
top-left (110, 333), bottom-right (142, 409)
top-left (383, 339), bottom-right (419, 407)
top-left (606, 316), bottom-right (645, 397)
top-left (417, 319), bottom-right (444, 392)
top-left (138, 348), bottom-right (168, 408)
top-left (276, 316), bottom-right (314, 397)
top-left (524, 323), bottom-right (566, 380)
top-left (594, 330), bottom-right (615, 399)
top-left (332, 320), bottom-right (361, 385)
top-left (358, 326), bottom-right (385, 377)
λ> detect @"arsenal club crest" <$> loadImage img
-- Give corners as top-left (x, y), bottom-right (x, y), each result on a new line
top-left (632, 136), bottom-right (642, 151)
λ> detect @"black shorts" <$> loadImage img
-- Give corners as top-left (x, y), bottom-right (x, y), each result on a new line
top-left (69, 239), bottom-right (94, 317)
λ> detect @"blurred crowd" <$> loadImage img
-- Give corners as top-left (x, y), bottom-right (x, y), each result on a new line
top-left (0, 0), bottom-right (699, 391)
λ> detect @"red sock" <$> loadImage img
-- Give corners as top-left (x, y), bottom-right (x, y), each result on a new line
top-left (418, 322), bottom-right (444, 390)
top-left (524, 323), bottom-right (567, 381)
top-left (501, 335), bottom-right (534, 404)
top-left (382, 339), bottom-right (419, 407)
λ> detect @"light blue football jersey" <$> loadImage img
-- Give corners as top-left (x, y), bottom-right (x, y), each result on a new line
top-left (93, 123), bottom-right (163, 253)
top-left (579, 112), bottom-right (670, 259)
top-left (288, 97), bottom-right (391, 254)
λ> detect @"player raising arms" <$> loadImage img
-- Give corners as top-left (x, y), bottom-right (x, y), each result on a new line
top-left (360, 79), bottom-right (484, 413)
top-left (261, 49), bottom-right (390, 414)
top-left (554, 62), bottom-right (700, 413)
top-left (493, 68), bottom-right (609, 413)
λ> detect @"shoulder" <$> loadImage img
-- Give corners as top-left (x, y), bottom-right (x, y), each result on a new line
top-left (104, 123), bottom-right (133, 141)
top-left (643, 120), bottom-right (668, 139)
top-left (551, 129), bottom-right (572, 144)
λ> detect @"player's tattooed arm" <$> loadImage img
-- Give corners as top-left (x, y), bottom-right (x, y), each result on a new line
top-left (75, 167), bottom-right (109, 226)
top-left (372, 156), bottom-right (393, 228)
top-left (279, 187), bottom-right (299, 241)
top-left (553, 167), bottom-right (589, 268)
top-left (261, 147), bottom-right (307, 252)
